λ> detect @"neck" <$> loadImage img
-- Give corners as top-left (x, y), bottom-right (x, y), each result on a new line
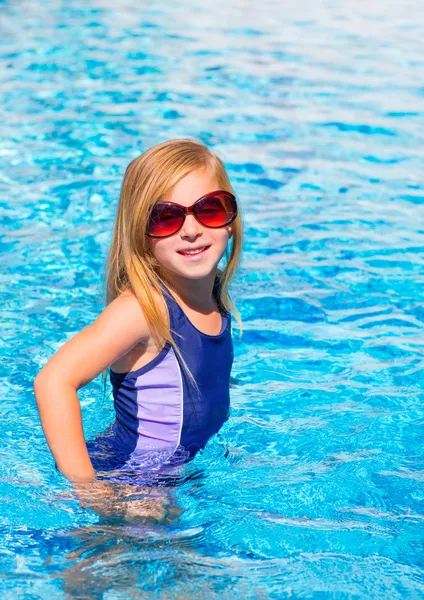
top-left (160, 269), bottom-right (217, 311)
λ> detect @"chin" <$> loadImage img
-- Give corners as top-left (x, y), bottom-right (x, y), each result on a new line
top-left (173, 266), bottom-right (216, 280)
top-left (160, 260), bottom-right (217, 281)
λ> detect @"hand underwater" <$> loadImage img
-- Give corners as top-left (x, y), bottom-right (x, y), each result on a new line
top-left (72, 478), bottom-right (182, 524)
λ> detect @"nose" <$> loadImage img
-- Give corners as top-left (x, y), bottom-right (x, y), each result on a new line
top-left (180, 213), bottom-right (203, 239)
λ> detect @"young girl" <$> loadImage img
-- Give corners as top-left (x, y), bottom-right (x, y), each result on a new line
top-left (34, 138), bottom-right (243, 519)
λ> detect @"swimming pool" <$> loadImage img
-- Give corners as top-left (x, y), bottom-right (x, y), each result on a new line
top-left (1, 0), bottom-right (423, 597)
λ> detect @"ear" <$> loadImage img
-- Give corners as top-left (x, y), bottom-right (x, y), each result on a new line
top-left (227, 226), bottom-right (233, 239)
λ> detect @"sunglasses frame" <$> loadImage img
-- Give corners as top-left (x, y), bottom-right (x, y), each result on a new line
top-left (146, 190), bottom-right (238, 239)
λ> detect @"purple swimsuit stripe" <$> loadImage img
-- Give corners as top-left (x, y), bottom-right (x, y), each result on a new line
top-left (134, 347), bottom-right (183, 451)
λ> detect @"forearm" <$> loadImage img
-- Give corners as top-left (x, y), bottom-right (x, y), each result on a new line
top-left (34, 376), bottom-right (95, 483)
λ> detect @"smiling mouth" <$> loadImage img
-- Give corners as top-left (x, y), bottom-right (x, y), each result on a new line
top-left (177, 245), bottom-right (211, 257)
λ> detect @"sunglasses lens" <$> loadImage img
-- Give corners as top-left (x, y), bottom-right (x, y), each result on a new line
top-left (147, 204), bottom-right (184, 237)
top-left (147, 192), bottom-right (237, 238)
top-left (195, 193), bottom-right (237, 228)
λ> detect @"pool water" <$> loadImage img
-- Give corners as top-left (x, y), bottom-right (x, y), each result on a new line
top-left (1, 0), bottom-right (423, 597)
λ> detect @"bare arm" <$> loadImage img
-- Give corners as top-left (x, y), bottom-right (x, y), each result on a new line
top-left (34, 293), bottom-right (155, 483)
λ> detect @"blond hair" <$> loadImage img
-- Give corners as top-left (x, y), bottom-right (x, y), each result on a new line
top-left (102, 138), bottom-right (243, 392)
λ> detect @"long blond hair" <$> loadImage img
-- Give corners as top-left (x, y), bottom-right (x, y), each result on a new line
top-left (102, 138), bottom-right (243, 393)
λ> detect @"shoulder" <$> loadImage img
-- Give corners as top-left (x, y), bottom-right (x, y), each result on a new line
top-left (92, 293), bottom-right (148, 345)
top-left (90, 288), bottom-right (169, 356)
top-left (107, 286), bottom-right (168, 328)
top-left (35, 290), bottom-right (166, 389)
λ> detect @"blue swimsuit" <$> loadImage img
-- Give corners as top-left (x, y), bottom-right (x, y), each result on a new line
top-left (87, 279), bottom-right (233, 483)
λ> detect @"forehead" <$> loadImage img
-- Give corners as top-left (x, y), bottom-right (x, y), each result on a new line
top-left (163, 168), bottom-right (220, 207)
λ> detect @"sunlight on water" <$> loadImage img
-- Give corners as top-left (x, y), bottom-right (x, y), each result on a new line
top-left (0, 0), bottom-right (423, 597)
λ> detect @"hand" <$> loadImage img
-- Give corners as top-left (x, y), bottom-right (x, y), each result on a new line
top-left (112, 484), bottom-right (183, 524)
top-left (72, 478), bottom-right (182, 523)
top-left (72, 479), bottom-right (117, 516)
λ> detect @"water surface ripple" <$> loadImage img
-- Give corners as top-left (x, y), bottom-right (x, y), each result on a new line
top-left (0, 0), bottom-right (423, 597)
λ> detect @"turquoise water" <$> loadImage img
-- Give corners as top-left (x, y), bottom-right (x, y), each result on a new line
top-left (1, 0), bottom-right (424, 597)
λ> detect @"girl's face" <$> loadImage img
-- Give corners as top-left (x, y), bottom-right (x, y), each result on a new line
top-left (149, 168), bottom-right (232, 282)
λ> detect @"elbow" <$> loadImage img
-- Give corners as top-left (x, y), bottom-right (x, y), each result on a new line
top-left (33, 371), bottom-right (47, 405)
top-left (34, 371), bottom-right (42, 392)
top-left (34, 370), bottom-right (78, 400)
top-left (34, 367), bottom-right (49, 390)
top-left (33, 369), bottom-right (56, 404)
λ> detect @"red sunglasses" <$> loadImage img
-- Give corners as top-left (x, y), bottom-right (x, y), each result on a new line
top-left (146, 190), bottom-right (238, 239)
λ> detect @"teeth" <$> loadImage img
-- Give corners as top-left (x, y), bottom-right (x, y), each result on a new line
top-left (181, 247), bottom-right (206, 255)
